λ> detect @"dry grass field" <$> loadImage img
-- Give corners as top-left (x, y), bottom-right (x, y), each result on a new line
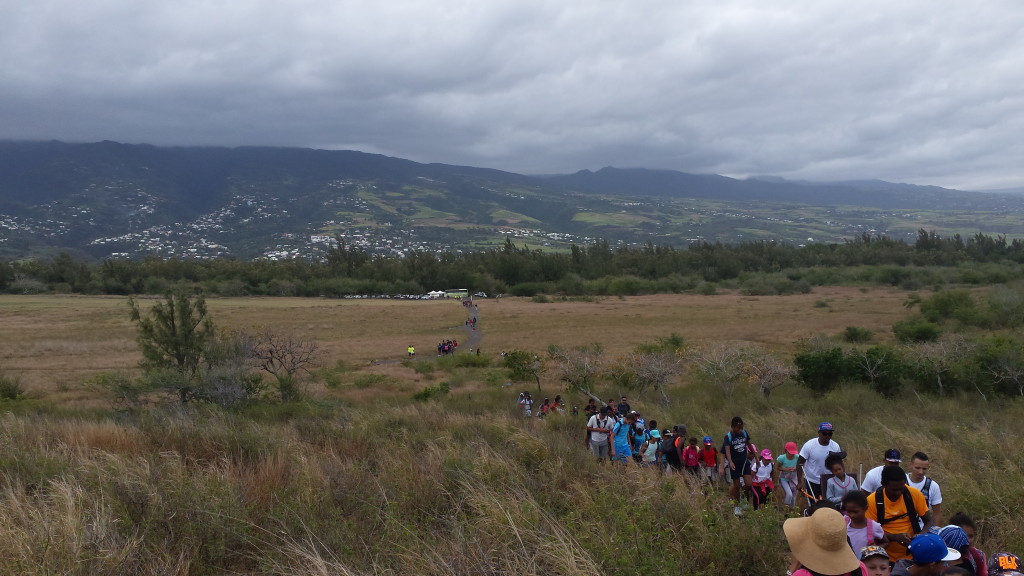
top-left (4, 288), bottom-right (1024, 576)
top-left (0, 287), bottom-right (911, 405)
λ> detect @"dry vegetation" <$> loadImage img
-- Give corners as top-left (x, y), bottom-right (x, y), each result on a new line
top-left (1, 287), bottom-right (905, 400)
top-left (1, 289), bottom-right (1022, 575)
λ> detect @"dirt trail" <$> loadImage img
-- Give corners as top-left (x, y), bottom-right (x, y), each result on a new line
top-left (376, 301), bottom-right (482, 365)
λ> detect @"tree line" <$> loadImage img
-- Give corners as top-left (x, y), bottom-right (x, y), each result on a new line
top-left (4, 230), bottom-right (1024, 297)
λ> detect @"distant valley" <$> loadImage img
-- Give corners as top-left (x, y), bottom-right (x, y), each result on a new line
top-left (1, 140), bottom-right (1022, 261)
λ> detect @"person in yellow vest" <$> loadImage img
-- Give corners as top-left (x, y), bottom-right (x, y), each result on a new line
top-left (407, 345), bottom-right (415, 357)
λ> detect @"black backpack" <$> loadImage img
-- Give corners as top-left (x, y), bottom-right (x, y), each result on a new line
top-left (660, 435), bottom-right (678, 459)
top-left (874, 487), bottom-right (921, 534)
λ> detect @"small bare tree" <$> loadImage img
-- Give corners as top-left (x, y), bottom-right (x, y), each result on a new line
top-left (251, 328), bottom-right (321, 401)
top-left (905, 334), bottom-right (974, 396)
top-left (629, 351), bottom-right (682, 404)
top-left (548, 343), bottom-right (605, 403)
top-left (685, 341), bottom-right (747, 397)
top-left (741, 348), bottom-right (794, 398)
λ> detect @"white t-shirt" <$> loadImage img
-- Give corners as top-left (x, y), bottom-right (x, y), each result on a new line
top-left (861, 465), bottom-right (886, 493)
top-left (587, 414), bottom-right (612, 443)
top-left (799, 438), bottom-right (841, 484)
top-left (907, 475), bottom-right (942, 506)
top-left (753, 460), bottom-right (774, 484)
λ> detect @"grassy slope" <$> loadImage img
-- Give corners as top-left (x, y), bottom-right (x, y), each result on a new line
top-left (0, 291), bottom-right (1021, 575)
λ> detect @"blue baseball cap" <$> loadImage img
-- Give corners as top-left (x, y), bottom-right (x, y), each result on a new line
top-left (908, 533), bottom-right (961, 564)
top-left (703, 436), bottom-right (713, 445)
top-left (818, 422), bottom-right (834, 432)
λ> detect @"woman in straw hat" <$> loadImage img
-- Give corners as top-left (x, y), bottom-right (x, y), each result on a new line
top-left (784, 507), bottom-right (867, 576)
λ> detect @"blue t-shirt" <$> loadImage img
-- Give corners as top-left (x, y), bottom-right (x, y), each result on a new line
top-left (776, 453), bottom-right (799, 472)
top-left (613, 421), bottom-right (633, 453)
top-left (722, 430), bottom-right (750, 465)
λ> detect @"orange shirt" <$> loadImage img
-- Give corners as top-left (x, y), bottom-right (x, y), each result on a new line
top-left (865, 486), bottom-right (929, 562)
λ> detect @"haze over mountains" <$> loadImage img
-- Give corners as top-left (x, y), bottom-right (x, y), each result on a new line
top-left (1, 140), bottom-right (1022, 261)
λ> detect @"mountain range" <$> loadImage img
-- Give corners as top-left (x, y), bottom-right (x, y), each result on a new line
top-left (1, 140), bottom-right (1022, 261)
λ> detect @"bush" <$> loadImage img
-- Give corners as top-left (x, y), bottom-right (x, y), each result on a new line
top-left (920, 289), bottom-right (979, 325)
top-left (893, 318), bottom-right (942, 343)
top-left (412, 381), bottom-right (450, 401)
top-left (0, 372), bottom-right (25, 400)
top-left (842, 326), bottom-right (873, 343)
top-left (793, 347), bottom-right (846, 394)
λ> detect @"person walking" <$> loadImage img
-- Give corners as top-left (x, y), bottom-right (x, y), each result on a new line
top-left (586, 406), bottom-right (614, 463)
top-left (798, 422), bottom-right (841, 501)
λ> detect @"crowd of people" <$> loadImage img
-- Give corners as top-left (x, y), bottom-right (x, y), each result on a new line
top-left (436, 339), bottom-right (459, 355)
top-left (568, 399), bottom-right (1014, 576)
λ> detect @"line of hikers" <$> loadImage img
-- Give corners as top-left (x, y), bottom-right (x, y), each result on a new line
top-left (581, 402), bottom-right (1009, 575)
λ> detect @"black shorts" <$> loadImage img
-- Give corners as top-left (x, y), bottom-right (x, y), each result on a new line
top-left (729, 458), bottom-right (753, 480)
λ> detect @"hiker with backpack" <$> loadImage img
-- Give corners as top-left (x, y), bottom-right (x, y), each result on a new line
top-left (907, 451), bottom-right (943, 527)
top-left (843, 491), bottom-right (886, 553)
top-left (865, 465), bottom-right (934, 563)
top-left (697, 436), bottom-right (720, 485)
top-left (586, 406), bottom-right (614, 464)
top-left (640, 428), bottom-right (661, 468)
top-left (660, 427), bottom-right (681, 472)
top-left (721, 416), bottom-right (753, 516)
top-left (627, 412), bottom-right (650, 463)
top-left (610, 411), bottom-right (638, 465)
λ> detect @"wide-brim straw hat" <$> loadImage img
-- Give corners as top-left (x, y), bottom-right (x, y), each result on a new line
top-left (784, 508), bottom-right (860, 575)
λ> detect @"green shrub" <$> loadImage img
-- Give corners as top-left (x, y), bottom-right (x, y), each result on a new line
top-left (695, 282), bottom-right (718, 295)
top-left (86, 372), bottom-right (148, 410)
top-left (0, 372), bottom-right (25, 400)
top-left (842, 326), bottom-right (873, 343)
top-left (509, 282), bottom-right (545, 297)
top-left (892, 318), bottom-right (942, 342)
top-left (412, 381), bottom-right (450, 401)
top-left (920, 289), bottom-right (978, 324)
top-left (793, 347), bottom-right (846, 394)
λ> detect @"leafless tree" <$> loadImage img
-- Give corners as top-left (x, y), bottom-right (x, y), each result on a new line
top-left (548, 343), bottom-right (605, 403)
top-left (741, 348), bottom-right (794, 398)
top-left (628, 351), bottom-right (682, 404)
top-left (906, 334), bottom-right (974, 396)
top-left (987, 347), bottom-right (1024, 398)
top-left (251, 328), bottom-right (322, 401)
top-left (684, 341), bottom-right (748, 397)
top-left (850, 347), bottom-right (890, 385)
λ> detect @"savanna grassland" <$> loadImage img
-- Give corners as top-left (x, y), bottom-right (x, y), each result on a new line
top-left (1, 289), bottom-right (1022, 576)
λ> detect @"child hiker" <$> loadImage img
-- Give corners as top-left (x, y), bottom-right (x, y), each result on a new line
top-left (777, 441), bottom-right (800, 511)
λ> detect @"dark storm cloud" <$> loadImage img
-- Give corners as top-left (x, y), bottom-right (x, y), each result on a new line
top-left (1, 1), bottom-right (1022, 189)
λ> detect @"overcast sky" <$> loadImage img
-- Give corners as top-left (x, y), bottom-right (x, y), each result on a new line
top-left (2, 1), bottom-right (1022, 190)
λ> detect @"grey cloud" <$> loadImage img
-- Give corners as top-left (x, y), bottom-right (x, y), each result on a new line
top-left (1, 1), bottom-right (1023, 189)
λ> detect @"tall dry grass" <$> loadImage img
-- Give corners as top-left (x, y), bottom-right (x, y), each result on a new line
top-left (2, 379), bottom-right (1020, 576)
top-left (1, 291), bottom-right (1023, 574)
